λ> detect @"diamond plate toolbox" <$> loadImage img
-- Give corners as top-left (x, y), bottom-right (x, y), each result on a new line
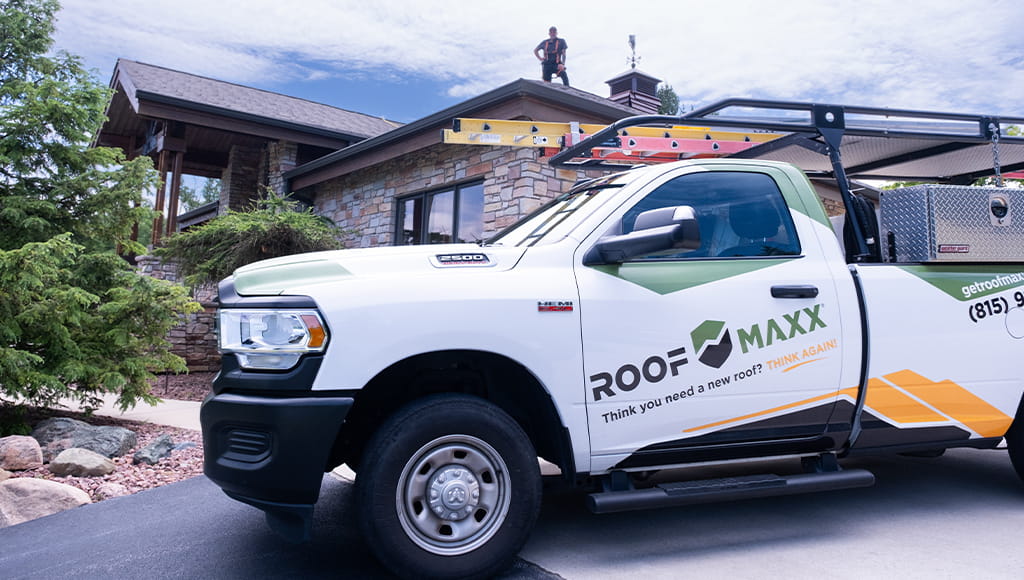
top-left (880, 184), bottom-right (1024, 262)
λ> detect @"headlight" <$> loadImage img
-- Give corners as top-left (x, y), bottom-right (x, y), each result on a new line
top-left (219, 310), bottom-right (328, 370)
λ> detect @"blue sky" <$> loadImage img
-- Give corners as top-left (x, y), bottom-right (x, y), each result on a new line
top-left (54, 0), bottom-right (1024, 124)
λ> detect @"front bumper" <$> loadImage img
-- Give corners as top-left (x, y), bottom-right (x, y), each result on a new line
top-left (201, 391), bottom-right (352, 537)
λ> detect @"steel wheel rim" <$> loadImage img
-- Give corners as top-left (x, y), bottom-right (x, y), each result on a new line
top-left (396, 434), bottom-right (511, 555)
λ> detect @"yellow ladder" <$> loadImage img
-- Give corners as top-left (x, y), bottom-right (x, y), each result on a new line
top-left (442, 118), bottom-right (780, 149)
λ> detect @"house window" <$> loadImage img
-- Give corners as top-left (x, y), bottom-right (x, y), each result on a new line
top-left (397, 182), bottom-right (484, 245)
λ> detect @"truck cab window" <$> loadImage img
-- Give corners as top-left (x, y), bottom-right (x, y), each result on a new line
top-left (621, 171), bottom-right (801, 260)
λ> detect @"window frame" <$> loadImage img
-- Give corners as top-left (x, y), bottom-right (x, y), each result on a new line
top-left (611, 170), bottom-right (803, 263)
top-left (395, 180), bottom-right (485, 246)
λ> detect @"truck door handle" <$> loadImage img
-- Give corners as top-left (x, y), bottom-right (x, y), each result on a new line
top-left (771, 285), bottom-right (819, 299)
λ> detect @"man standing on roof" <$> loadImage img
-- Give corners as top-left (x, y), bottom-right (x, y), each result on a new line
top-left (535, 26), bottom-right (569, 86)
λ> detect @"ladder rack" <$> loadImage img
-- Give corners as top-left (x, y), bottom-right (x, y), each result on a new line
top-left (442, 117), bottom-right (781, 161)
top-left (543, 98), bottom-right (1024, 263)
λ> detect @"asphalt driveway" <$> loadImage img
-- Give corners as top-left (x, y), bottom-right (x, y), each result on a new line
top-left (0, 474), bottom-right (554, 579)
top-left (3, 447), bottom-right (1024, 579)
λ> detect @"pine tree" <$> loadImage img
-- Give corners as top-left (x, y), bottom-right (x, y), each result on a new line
top-left (1, 0), bottom-right (200, 414)
top-left (657, 84), bottom-right (680, 115)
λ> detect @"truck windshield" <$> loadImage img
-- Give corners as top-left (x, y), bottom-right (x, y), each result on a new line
top-left (485, 172), bottom-right (635, 247)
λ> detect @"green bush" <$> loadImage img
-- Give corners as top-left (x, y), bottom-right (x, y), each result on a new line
top-left (158, 189), bottom-right (344, 287)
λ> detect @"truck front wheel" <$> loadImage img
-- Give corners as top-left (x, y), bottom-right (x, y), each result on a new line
top-left (355, 394), bottom-right (542, 579)
top-left (1006, 413), bottom-right (1024, 482)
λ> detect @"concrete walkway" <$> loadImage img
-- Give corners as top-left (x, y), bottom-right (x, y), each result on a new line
top-left (58, 393), bottom-right (201, 431)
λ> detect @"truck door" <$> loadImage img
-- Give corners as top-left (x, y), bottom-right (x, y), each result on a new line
top-left (575, 164), bottom-right (851, 470)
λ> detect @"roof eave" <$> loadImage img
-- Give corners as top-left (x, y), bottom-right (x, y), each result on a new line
top-left (284, 79), bottom-right (640, 181)
top-left (135, 90), bottom-right (373, 143)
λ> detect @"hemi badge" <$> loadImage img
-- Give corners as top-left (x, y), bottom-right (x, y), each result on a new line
top-left (538, 300), bottom-right (573, 312)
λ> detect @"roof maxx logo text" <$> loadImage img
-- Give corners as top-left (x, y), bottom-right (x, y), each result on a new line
top-left (589, 306), bottom-right (828, 402)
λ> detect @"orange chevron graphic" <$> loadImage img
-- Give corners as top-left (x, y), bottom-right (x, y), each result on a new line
top-left (684, 370), bottom-right (1013, 437)
top-left (863, 378), bottom-right (946, 424)
top-left (883, 370), bottom-right (1013, 438)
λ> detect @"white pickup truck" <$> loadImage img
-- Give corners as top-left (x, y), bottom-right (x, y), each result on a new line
top-left (201, 100), bottom-right (1024, 579)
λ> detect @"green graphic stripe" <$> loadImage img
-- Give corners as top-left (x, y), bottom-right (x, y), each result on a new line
top-left (899, 265), bottom-right (1024, 301)
top-left (592, 259), bottom-right (790, 295)
top-left (235, 259), bottom-right (351, 295)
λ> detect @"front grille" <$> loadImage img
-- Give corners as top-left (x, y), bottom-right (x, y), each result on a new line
top-left (222, 428), bottom-right (272, 463)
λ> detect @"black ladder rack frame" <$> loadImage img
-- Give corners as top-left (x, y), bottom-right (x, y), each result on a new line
top-left (548, 98), bottom-right (1024, 261)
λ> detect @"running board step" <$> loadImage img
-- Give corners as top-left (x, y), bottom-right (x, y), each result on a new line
top-left (587, 469), bottom-right (875, 514)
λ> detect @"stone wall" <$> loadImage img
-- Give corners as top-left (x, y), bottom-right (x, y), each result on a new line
top-left (219, 145), bottom-right (262, 214)
top-left (821, 196), bottom-right (845, 217)
top-left (314, 143), bottom-right (590, 247)
top-left (264, 141), bottom-right (298, 194)
top-left (136, 256), bottom-right (220, 373)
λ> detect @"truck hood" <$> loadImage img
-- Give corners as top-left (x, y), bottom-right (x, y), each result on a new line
top-left (231, 244), bottom-right (528, 296)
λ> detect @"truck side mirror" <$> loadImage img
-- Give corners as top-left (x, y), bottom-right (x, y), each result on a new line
top-left (583, 206), bottom-right (701, 265)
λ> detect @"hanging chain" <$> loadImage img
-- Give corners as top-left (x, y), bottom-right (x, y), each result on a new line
top-left (990, 122), bottom-right (1004, 187)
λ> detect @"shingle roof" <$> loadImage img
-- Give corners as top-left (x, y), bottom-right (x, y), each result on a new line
top-left (285, 78), bottom-right (647, 185)
top-left (523, 79), bottom-right (644, 116)
top-left (115, 59), bottom-right (401, 139)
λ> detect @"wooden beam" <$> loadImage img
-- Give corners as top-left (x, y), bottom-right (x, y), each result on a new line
top-left (181, 166), bottom-right (226, 179)
top-left (166, 151), bottom-right (185, 236)
top-left (183, 149), bottom-right (230, 168)
top-left (127, 134), bottom-right (139, 253)
top-left (95, 133), bottom-right (136, 151)
top-left (151, 150), bottom-right (169, 246)
top-left (157, 134), bottom-right (187, 153)
top-left (137, 100), bottom-right (354, 150)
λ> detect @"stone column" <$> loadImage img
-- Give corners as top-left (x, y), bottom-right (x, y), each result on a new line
top-left (219, 145), bottom-right (262, 214)
top-left (267, 141), bottom-right (298, 194)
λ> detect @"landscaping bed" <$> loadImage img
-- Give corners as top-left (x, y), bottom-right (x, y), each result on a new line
top-left (3, 371), bottom-right (214, 504)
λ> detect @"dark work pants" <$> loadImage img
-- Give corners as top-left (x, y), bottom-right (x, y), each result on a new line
top-left (542, 62), bottom-right (569, 86)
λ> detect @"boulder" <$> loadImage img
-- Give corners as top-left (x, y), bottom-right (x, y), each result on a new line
top-left (0, 469), bottom-right (10, 483)
top-left (0, 477), bottom-right (91, 528)
top-left (94, 482), bottom-right (129, 500)
top-left (133, 434), bottom-right (175, 465)
top-left (32, 417), bottom-right (136, 461)
top-left (38, 438), bottom-right (73, 463)
top-left (0, 435), bottom-right (44, 471)
top-left (48, 448), bottom-right (117, 477)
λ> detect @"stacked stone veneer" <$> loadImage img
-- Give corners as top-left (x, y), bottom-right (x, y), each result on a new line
top-left (821, 197), bottom-right (844, 217)
top-left (314, 144), bottom-right (592, 247)
top-left (136, 256), bottom-right (220, 372)
top-left (219, 145), bottom-right (262, 214)
top-left (262, 141), bottom-right (298, 195)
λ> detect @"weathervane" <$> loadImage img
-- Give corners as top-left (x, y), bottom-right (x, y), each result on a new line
top-left (628, 34), bottom-right (641, 69)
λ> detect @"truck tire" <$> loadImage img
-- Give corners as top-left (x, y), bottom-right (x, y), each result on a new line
top-left (1006, 414), bottom-right (1024, 482)
top-left (354, 394), bottom-right (542, 579)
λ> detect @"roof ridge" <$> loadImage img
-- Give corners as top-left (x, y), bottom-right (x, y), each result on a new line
top-left (117, 59), bottom-right (402, 126)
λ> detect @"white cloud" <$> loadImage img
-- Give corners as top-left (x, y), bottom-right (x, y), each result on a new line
top-left (54, 0), bottom-right (1024, 117)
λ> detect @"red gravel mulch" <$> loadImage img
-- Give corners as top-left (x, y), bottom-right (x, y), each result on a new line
top-left (8, 409), bottom-right (204, 502)
top-left (3, 372), bottom-right (216, 504)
